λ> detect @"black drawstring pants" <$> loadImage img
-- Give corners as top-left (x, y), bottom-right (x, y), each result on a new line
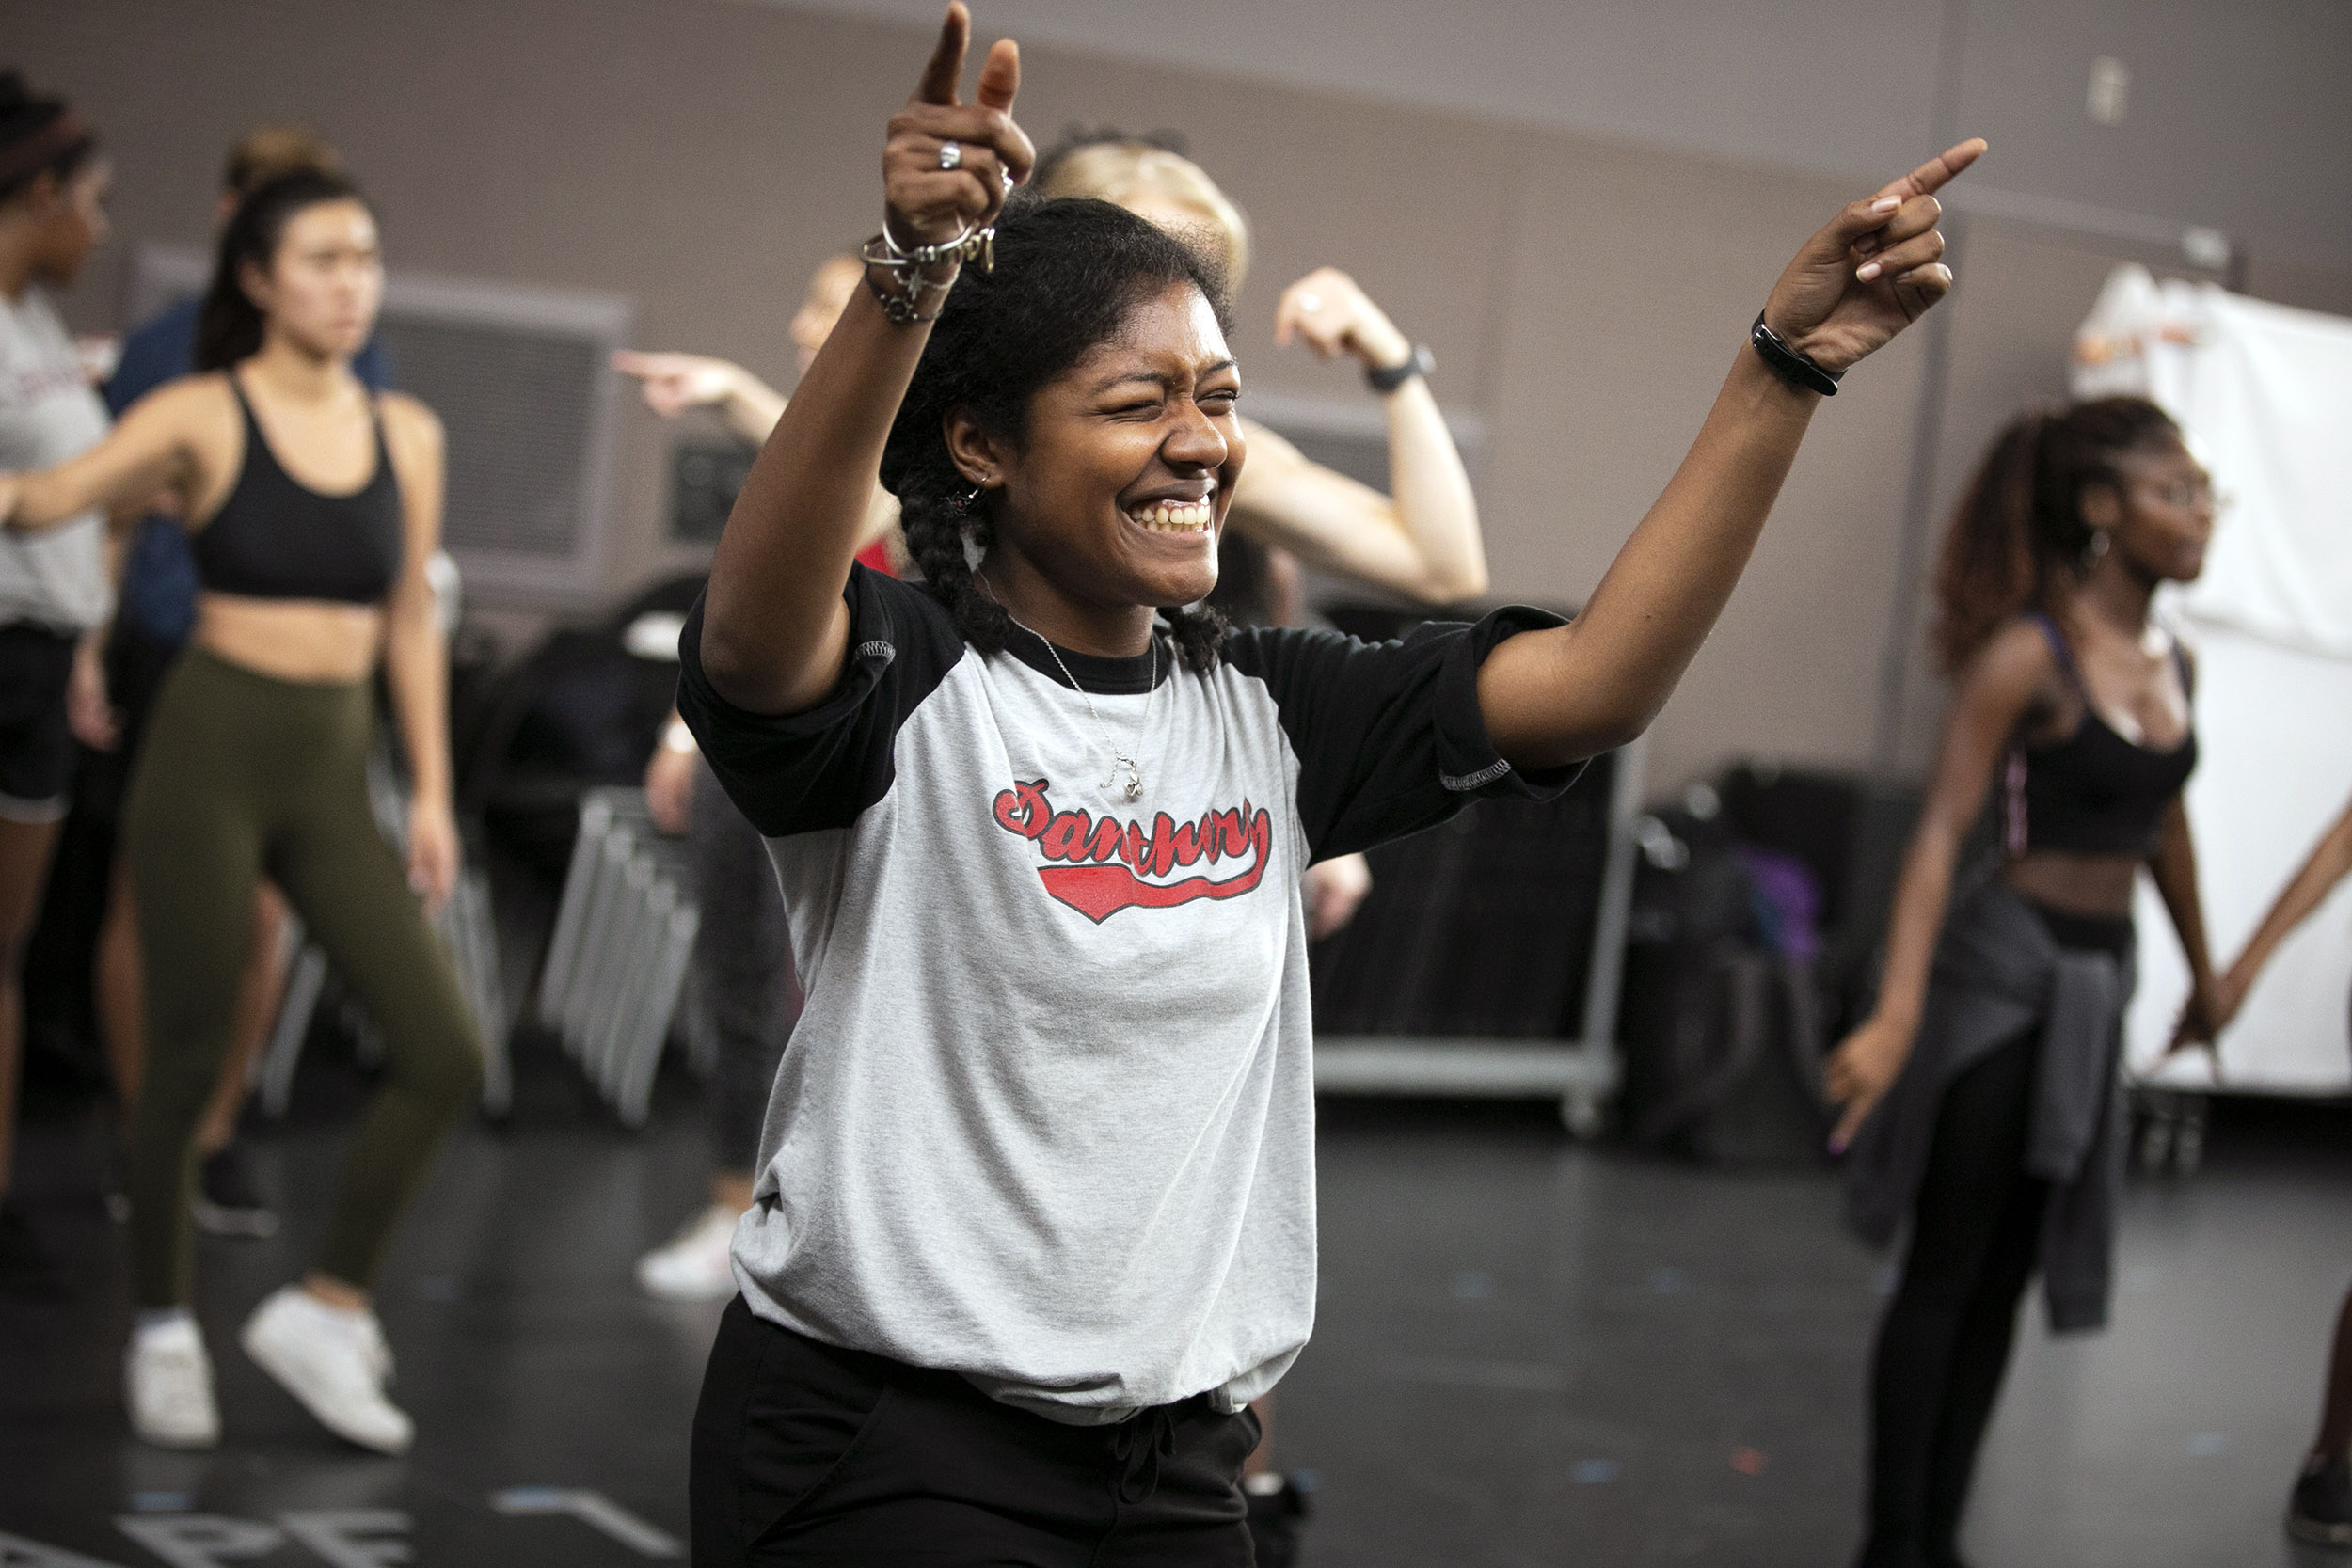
top-left (691, 1297), bottom-right (1257, 1566)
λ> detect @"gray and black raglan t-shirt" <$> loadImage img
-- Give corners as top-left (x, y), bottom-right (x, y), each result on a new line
top-left (676, 564), bottom-right (1574, 1424)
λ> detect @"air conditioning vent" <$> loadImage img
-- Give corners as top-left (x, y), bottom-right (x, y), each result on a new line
top-left (128, 244), bottom-right (631, 605)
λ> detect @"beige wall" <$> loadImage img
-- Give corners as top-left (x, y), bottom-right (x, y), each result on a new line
top-left (1481, 138), bottom-right (1933, 792)
top-left (787, 0), bottom-right (2352, 275)
top-left (10, 0), bottom-right (2345, 796)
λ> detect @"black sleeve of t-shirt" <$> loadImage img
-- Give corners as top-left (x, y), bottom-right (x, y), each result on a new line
top-left (674, 565), bottom-right (967, 838)
top-left (1221, 607), bottom-right (1586, 863)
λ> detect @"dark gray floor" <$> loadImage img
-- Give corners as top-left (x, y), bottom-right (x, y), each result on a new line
top-left (4, 1044), bottom-right (2348, 1567)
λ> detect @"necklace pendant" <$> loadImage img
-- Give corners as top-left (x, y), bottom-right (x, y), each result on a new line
top-left (1112, 758), bottom-right (1143, 802)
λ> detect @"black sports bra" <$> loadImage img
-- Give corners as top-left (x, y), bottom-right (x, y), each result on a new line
top-left (2003, 612), bottom-right (2197, 859)
top-left (192, 379), bottom-right (405, 605)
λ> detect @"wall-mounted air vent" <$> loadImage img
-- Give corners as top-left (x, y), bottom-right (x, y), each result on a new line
top-left (130, 244), bottom-right (631, 605)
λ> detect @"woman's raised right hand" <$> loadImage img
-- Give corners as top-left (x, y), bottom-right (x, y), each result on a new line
top-left (1760, 139), bottom-right (1984, 375)
top-left (882, 4), bottom-right (1035, 252)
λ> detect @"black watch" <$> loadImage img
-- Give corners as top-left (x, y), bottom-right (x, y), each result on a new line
top-left (1749, 311), bottom-right (1843, 396)
top-left (1365, 343), bottom-right (1434, 394)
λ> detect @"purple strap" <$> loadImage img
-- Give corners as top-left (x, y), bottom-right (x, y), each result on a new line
top-left (2026, 610), bottom-right (2083, 691)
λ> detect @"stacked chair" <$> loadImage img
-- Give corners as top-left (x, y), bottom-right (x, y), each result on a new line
top-left (532, 786), bottom-right (703, 1129)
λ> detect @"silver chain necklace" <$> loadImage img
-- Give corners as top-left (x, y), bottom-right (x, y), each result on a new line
top-left (1007, 610), bottom-right (1159, 802)
top-left (978, 572), bottom-right (1162, 801)
top-left (1039, 628), bottom-right (1157, 802)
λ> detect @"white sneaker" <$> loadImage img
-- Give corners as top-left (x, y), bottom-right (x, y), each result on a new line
top-left (352, 1310), bottom-right (395, 1385)
top-left (126, 1317), bottom-right (221, 1449)
top-left (239, 1286), bottom-right (413, 1455)
top-left (634, 1204), bottom-right (741, 1302)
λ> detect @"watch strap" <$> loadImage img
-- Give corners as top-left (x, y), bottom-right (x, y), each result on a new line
top-left (1365, 343), bottom-right (1435, 394)
top-left (1750, 311), bottom-right (1842, 397)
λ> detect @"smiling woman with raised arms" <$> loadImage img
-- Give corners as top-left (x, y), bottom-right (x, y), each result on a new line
top-left (676, 8), bottom-right (1978, 1560)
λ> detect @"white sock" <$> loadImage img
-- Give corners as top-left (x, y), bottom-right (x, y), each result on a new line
top-left (287, 1286), bottom-right (372, 1328)
top-left (135, 1307), bottom-right (196, 1338)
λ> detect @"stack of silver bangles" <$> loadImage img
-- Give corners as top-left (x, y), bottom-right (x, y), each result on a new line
top-left (861, 220), bottom-right (997, 325)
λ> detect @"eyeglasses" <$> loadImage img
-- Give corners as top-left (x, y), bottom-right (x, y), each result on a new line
top-left (2137, 479), bottom-right (2231, 512)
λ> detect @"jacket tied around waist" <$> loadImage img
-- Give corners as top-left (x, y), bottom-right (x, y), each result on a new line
top-left (1844, 875), bottom-right (2135, 1333)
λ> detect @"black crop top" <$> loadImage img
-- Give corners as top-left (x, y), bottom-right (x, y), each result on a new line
top-left (191, 380), bottom-right (405, 605)
top-left (2003, 612), bottom-right (2197, 859)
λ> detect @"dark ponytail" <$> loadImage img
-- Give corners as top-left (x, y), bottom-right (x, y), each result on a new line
top-left (1931, 395), bottom-right (2180, 673)
top-left (881, 196), bottom-right (1233, 672)
top-left (195, 167), bottom-right (366, 372)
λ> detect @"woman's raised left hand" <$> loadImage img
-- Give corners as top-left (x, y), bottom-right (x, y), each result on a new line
top-left (1274, 267), bottom-right (1412, 374)
top-left (1761, 138), bottom-right (1985, 375)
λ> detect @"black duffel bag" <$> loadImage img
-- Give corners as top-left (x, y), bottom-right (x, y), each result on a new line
top-left (1616, 793), bottom-right (1831, 1167)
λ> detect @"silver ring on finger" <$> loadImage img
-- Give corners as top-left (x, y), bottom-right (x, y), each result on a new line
top-left (939, 140), bottom-right (962, 172)
top-left (1000, 166), bottom-right (1014, 195)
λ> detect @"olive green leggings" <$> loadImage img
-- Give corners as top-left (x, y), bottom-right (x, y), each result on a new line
top-left (123, 649), bottom-right (480, 1307)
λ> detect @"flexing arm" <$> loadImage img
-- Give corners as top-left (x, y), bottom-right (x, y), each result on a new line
top-left (378, 394), bottom-right (459, 911)
top-left (698, 5), bottom-right (1032, 715)
top-left (1230, 268), bottom-right (1486, 603)
top-left (1822, 619), bottom-right (2051, 1149)
top-left (1473, 142), bottom-right (1981, 768)
top-left (0, 379), bottom-right (207, 532)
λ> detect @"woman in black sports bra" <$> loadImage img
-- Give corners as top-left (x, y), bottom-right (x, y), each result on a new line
top-left (1823, 396), bottom-right (2222, 1568)
top-left (0, 169), bottom-right (478, 1457)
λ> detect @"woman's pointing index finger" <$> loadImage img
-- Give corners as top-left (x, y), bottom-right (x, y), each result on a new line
top-left (1875, 137), bottom-right (1988, 203)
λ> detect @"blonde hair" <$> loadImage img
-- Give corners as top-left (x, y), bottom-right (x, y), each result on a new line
top-left (223, 124), bottom-right (342, 198)
top-left (1036, 140), bottom-right (1251, 288)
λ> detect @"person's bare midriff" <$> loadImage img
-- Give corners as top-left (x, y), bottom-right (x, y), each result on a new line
top-left (194, 593), bottom-right (382, 686)
top-left (2004, 849), bottom-right (2141, 920)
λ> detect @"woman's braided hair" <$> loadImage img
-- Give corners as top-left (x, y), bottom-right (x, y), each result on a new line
top-left (1931, 395), bottom-right (2181, 674)
top-left (881, 196), bottom-right (1235, 672)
